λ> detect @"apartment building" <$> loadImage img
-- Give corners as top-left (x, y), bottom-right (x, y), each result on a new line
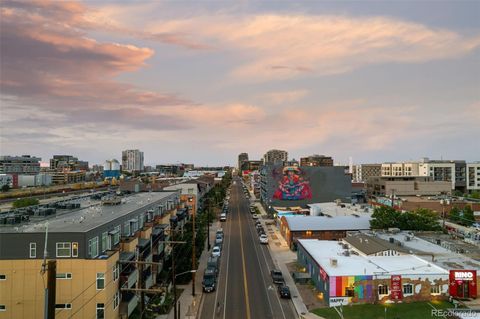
top-left (121, 150), bottom-right (144, 172)
top-left (300, 155), bottom-right (334, 167)
top-left (352, 164), bottom-right (382, 182)
top-left (467, 162), bottom-right (480, 192)
top-left (50, 155), bottom-right (88, 171)
top-left (0, 191), bottom-right (183, 319)
top-left (237, 153), bottom-right (249, 170)
top-left (263, 149), bottom-right (288, 164)
top-left (0, 155), bottom-right (41, 175)
top-left (381, 162), bottom-right (419, 177)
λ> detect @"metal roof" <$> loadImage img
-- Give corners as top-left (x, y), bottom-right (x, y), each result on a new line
top-left (284, 215), bottom-right (371, 231)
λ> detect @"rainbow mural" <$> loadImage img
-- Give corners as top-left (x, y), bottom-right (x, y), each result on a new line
top-left (329, 275), bottom-right (373, 300)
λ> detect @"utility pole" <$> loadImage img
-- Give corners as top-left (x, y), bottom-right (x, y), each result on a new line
top-left (46, 260), bottom-right (56, 319)
top-left (172, 221), bottom-right (178, 319)
top-left (192, 206), bottom-right (196, 296)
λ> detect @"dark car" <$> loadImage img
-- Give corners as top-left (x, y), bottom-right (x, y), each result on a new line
top-left (202, 268), bottom-right (217, 292)
top-left (270, 270), bottom-right (285, 285)
top-left (278, 285), bottom-right (291, 298)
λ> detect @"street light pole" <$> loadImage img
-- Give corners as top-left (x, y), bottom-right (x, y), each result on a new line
top-left (192, 206), bottom-right (196, 296)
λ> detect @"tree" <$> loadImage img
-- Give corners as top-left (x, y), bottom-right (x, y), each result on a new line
top-left (370, 206), bottom-right (402, 229)
top-left (461, 205), bottom-right (475, 227)
top-left (448, 207), bottom-right (461, 223)
top-left (1, 184), bottom-right (10, 192)
top-left (12, 198), bottom-right (39, 208)
top-left (470, 191), bottom-right (480, 200)
top-left (401, 208), bottom-right (441, 231)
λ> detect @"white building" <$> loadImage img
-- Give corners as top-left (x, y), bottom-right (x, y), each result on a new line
top-left (121, 150), bottom-right (144, 172)
top-left (467, 162), bottom-right (480, 191)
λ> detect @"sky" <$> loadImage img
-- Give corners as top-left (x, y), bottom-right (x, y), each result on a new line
top-left (0, 0), bottom-right (479, 166)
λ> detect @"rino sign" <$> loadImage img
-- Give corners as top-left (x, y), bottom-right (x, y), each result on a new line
top-left (454, 271), bottom-right (474, 281)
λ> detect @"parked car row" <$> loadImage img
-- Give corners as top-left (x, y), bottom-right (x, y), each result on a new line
top-left (203, 228), bottom-right (224, 292)
top-left (270, 269), bottom-right (291, 298)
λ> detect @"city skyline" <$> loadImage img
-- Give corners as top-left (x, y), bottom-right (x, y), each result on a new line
top-left (1, 1), bottom-right (479, 166)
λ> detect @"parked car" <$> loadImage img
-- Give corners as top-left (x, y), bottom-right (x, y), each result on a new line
top-left (215, 234), bottom-right (223, 246)
top-left (259, 234), bottom-right (268, 244)
top-left (270, 270), bottom-right (285, 285)
top-left (252, 214), bottom-right (259, 219)
top-left (212, 246), bottom-right (221, 257)
top-left (278, 285), bottom-right (291, 298)
top-left (220, 213), bottom-right (227, 222)
top-left (202, 268), bottom-right (217, 292)
top-left (207, 256), bottom-right (220, 276)
top-left (216, 228), bottom-right (224, 236)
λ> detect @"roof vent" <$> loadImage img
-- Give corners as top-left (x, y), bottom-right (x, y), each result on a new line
top-left (330, 258), bottom-right (338, 267)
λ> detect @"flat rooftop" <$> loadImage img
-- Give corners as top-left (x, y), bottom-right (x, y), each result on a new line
top-left (298, 239), bottom-right (448, 277)
top-left (308, 202), bottom-right (374, 216)
top-left (284, 215), bottom-right (371, 231)
top-left (0, 192), bottom-right (177, 233)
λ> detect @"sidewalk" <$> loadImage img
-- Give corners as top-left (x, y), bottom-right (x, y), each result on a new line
top-left (256, 204), bottom-right (324, 319)
top-left (158, 221), bottom-right (221, 319)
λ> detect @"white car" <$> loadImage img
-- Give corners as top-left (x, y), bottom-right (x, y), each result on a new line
top-left (259, 234), bottom-right (268, 244)
top-left (252, 214), bottom-right (259, 219)
top-left (212, 246), bottom-right (221, 257)
top-left (220, 213), bottom-right (227, 222)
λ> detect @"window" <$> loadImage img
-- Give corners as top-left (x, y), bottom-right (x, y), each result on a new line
top-left (72, 242), bottom-right (78, 257)
top-left (101, 232), bottom-right (108, 252)
top-left (345, 286), bottom-right (355, 297)
top-left (378, 285), bottom-right (389, 296)
top-left (0, 305), bottom-right (5, 311)
top-left (56, 273), bottom-right (72, 280)
top-left (56, 242), bottom-right (71, 258)
top-left (96, 273), bottom-right (105, 290)
top-left (113, 291), bottom-right (120, 310)
top-left (29, 243), bottom-right (36, 258)
top-left (88, 237), bottom-right (99, 258)
top-left (113, 226), bottom-right (120, 245)
top-left (0, 275), bottom-right (5, 280)
top-left (55, 304), bottom-right (72, 310)
top-left (123, 222), bottom-right (130, 236)
top-left (403, 284), bottom-right (413, 295)
top-left (96, 303), bottom-right (105, 319)
top-left (431, 285), bottom-right (440, 295)
top-left (113, 263), bottom-right (119, 281)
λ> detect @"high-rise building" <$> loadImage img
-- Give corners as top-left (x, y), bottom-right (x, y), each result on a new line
top-left (263, 149), bottom-right (288, 164)
top-left (122, 149), bottom-right (144, 172)
top-left (0, 155), bottom-right (41, 175)
top-left (300, 155), bottom-right (334, 167)
top-left (238, 153), bottom-right (249, 170)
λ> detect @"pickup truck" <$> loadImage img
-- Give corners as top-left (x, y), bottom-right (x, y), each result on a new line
top-left (270, 269), bottom-right (285, 285)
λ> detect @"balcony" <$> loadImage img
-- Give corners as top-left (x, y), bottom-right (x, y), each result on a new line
top-left (120, 292), bottom-right (138, 317)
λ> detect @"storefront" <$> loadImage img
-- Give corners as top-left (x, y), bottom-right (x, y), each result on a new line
top-left (449, 270), bottom-right (477, 299)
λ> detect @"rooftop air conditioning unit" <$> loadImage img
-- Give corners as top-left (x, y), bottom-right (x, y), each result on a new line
top-left (343, 250), bottom-right (350, 256)
top-left (330, 258), bottom-right (338, 267)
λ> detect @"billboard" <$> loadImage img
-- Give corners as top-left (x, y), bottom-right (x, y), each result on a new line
top-left (262, 164), bottom-right (351, 207)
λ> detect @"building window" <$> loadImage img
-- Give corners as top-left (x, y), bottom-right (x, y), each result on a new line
top-left (345, 286), bottom-right (355, 297)
top-left (113, 263), bottom-right (119, 281)
top-left (378, 285), bottom-right (389, 296)
top-left (96, 273), bottom-right (105, 290)
top-left (29, 242), bottom-right (36, 258)
top-left (101, 232), bottom-right (108, 252)
top-left (88, 237), bottom-right (99, 258)
top-left (0, 275), bottom-right (5, 280)
top-left (123, 222), bottom-right (131, 236)
top-left (0, 305), bottom-right (5, 311)
top-left (431, 285), bottom-right (440, 295)
top-left (96, 303), bottom-right (105, 319)
top-left (72, 242), bottom-right (78, 257)
top-left (56, 242), bottom-right (71, 258)
top-left (55, 304), bottom-right (72, 310)
top-left (403, 284), bottom-right (413, 295)
top-left (113, 291), bottom-right (120, 310)
top-left (56, 273), bottom-right (73, 280)
top-left (113, 226), bottom-right (121, 245)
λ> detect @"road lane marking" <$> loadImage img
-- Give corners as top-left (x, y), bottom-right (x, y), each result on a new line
top-left (238, 197), bottom-right (252, 319)
top-left (221, 185), bottom-right (234, 319)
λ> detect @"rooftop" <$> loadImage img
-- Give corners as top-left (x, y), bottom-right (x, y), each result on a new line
top-left (0, 192), bottom-right (177, 234)
top-left (298, 239), bottom-right (448, 277)
top-left (284, 215), bottom-right (371, 231)
top-left (344, 233), bottom-right (411, 255)
top-left (307, 202), bottom-right (373, 216)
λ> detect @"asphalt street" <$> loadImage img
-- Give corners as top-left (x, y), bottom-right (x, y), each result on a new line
top-left (199, 177), bottom-right (296, 319)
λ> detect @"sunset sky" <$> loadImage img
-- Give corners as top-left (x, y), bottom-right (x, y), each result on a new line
top-left (1, 0), bottom-right (479, 166)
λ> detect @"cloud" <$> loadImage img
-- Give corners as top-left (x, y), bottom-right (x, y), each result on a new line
top-left (260, 89), bottom-right (308, 105)
top-left (152, 14), bottom-right (480, 81)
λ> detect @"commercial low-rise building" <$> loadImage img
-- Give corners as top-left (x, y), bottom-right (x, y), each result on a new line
top-left (367, 176), bottom-right (451, 197)
top-left (297, 239), bottom-right (450, 307)
top-left (0, 191), bottom-right (183, 319)
top-left (279, 215), bottom-right (371, 249)
top-left (0, 155), bottom-right (41, 175)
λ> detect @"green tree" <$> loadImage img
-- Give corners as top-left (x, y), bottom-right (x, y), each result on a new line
top-left (401, 208), bottom-right (441, 231)
top-left (12, 197), bottom-right (39, 208)
top-left (470, 191), bottom-right (480, 200)
top-left (1, 184), bottom-right (10, 192)
top-left (461, 205), bottom-right (475, 227)
top-left (370, 206), bottom-right (402, 229)
top-left (448, 207), bottom-right (461, 223)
